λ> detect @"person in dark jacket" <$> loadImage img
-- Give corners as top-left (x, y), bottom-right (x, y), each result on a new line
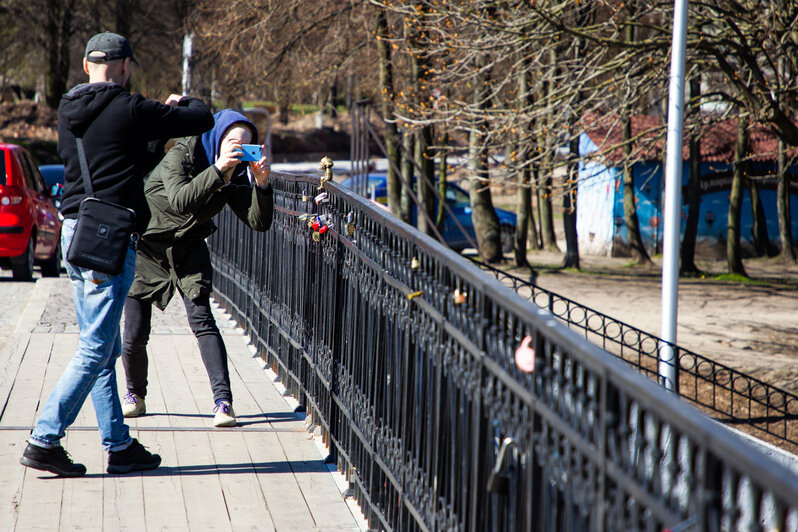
top-left (120, 109), bottom-right (273, 427)
top-left (20, 32), bottom-right (214, 477)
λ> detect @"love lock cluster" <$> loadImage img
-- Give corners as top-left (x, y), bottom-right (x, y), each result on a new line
top-left (299, 214), bottom-right (333, 242)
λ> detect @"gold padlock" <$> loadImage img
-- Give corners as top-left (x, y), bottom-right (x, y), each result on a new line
top-left (346, 223), bottom-right (355, 237)
top-left (411, 257), bottom-right (420, 269)
top-left (312, 231), bottom-right (321, 242)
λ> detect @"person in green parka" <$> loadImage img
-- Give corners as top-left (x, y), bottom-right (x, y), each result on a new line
top-left (120, 109), bottom-right (273, 427)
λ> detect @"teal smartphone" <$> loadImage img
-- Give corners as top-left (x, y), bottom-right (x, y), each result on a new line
top-left (237, 144), bottom-right (263, 162)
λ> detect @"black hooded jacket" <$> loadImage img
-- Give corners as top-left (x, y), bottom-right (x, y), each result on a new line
top-left (57, 82), bottom-right (214, 232)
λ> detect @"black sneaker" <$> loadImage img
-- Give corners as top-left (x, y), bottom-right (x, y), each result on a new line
top-left (19, 442), bottom-right (87, 477)
top-left (107, 439), bottom-right (161, 474)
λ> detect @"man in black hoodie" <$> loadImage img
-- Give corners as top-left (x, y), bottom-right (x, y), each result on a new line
top-left (19, 32), bottom-right (214, 477)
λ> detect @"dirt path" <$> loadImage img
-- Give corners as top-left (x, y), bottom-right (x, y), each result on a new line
top-left (499, 250), bottom-right (798, 393)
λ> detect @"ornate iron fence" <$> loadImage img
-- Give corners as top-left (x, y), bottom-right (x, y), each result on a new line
top-left (208, 171), bottom-right (798, 532)
top-left (473, 260), bottom-right (798, 454)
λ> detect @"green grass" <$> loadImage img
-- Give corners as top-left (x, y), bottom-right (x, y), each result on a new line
top-left (711, 273), bottom-right (770, 285)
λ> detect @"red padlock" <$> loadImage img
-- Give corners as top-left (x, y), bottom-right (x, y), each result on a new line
top-left (318, 225), bottom-right (329, 234)
top-left (312, 218), bottom-right (321, 231)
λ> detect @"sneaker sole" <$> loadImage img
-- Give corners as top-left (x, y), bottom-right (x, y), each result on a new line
top-left (122, 409), bottom-right (146, 418)
top-left (213, 418), bottom-right (237, 427)
top-left (107, 455), bottom-right (162, 474)
top-left (20, 456), bottom-right (86, 477)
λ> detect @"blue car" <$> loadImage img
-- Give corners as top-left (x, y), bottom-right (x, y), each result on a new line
top-left (38, 164), bottom-right (65, 209)
top-left (340, 173), bottom-right (516, 252)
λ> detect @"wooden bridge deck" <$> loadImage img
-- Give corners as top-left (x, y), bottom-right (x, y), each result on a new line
top-left (0, 278), bottom-right (362, 531)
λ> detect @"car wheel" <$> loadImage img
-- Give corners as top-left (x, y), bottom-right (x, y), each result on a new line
top-left (500, 224), bottom-right (514, 255)
top-left (40, 239), bottom-right (61, 278)
top-left (11, 236), bottom-right (34, 282)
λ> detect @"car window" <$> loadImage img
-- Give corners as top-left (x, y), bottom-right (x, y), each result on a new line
top-left (445, 184), bottom-right (470, 204)
top-left (20, 151), bottom-right (45, 193)
top-left (0, 151), bottom-right (6, 185)
top-left (27, 155), bottom-right (48, 193)
top-left (15, 150), bottom-right (36, 190)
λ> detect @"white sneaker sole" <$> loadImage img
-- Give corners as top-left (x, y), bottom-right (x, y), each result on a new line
top-left (213, 416), bottom-right (237, 427)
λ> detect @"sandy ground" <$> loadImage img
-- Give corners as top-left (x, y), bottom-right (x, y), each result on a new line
top-left (496, 248), bottom-right (798, 394)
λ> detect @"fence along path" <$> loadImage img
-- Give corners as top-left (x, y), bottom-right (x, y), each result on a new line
top-left (209, 170), bottom-right (798, 531)
top-left (473, 259), bottom-right (798, 455)
top-left (0, 277), bottom-right (361, 531)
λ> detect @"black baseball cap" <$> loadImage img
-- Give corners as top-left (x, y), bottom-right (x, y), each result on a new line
top-left (85, 32), bottom-right (140, 66)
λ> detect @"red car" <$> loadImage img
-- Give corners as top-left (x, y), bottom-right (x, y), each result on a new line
top-left (0, 143), bottom-right (62, 280)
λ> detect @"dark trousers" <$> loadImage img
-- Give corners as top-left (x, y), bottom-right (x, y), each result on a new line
top-left (121, 294), bottom-right (232, 405)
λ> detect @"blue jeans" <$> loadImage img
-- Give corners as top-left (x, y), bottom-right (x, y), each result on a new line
top-left (29, 218), bottom-right (135, 452)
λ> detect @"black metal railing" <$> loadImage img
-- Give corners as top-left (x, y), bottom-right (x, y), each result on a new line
top-left (473, 260), bottom-right (798, 454)
top-left (208, 171), bottom-right (798, 532)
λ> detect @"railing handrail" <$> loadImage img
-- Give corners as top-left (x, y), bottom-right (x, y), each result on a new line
top-left (208, 170), bottom-right (798, 531)
top-left (473, 259), bottom-right (798, 451)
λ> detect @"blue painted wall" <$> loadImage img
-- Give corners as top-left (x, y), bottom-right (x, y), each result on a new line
top-left (577, 133), bottom-right (798, 256)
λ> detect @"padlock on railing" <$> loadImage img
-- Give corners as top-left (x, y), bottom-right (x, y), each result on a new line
top-left (487, 436), bottom-right (518, 495)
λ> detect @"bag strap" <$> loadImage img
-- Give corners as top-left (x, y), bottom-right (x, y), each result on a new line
top-left (75, 136), bottom-right (95, 198)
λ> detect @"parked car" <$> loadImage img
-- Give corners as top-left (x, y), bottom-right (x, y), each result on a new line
top-left (340, 173), bottom-right (517, 253)
top-left (38, 164), bottom-right (65, 210)
top-left (0, 144), bottom-right (62, 280)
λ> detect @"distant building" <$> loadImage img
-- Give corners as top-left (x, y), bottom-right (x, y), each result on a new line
top-left (577, 115), bottom-right (798, 258)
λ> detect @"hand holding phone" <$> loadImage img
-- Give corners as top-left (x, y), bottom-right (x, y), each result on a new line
top-left (237, 144), bottom-right (263, 162)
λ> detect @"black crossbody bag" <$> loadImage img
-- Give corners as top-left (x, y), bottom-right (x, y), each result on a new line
top-left (65, 136), bottom-right (137, 275)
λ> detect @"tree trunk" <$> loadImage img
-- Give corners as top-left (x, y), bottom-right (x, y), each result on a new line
top-left (468, 139), bottom-right (502, 262)
top-left (748, 177), bottom-right (770, 256)
top-left (376, 11), bottom-right (401, 217)
top-left (44, 0), bottom-right (72, 109)
top-left (514, 55), bottom-right (532, 267)
top-left (529, 167), bottom-right (541, 250)
top-left (400, 128), bottom-right (414, 224)
top-left (562, 136), bottom-right (580, 268)
top-left (622, 117), bottom-right (652, 263)
top-left (468, 54), bottom-right (501, 262)
top-left (437, 130), bottom-right (448, 231)
top-left (516, 164), bottom-right (531, 268)
top-left (777, 135), bottom-right (796, 262)
top-left (114, 0), bottom-right (135, 38)
top-left (680, 78), bottom-right (702, 274)
top-left (538, 52), bottom-right (558, 251)
top-left (415, 125), bottom-right (435, 236)
top-left (727, 119), bottom-right (747, 276)
top-left (538, 167), bottom-right (558, 250)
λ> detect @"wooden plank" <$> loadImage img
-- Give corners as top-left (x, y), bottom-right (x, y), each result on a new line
top-left (102, 442), bottom-right (145, 531)
top-left (0, 334), bottom-right (31, 426)
top-left (242, 431), bottom-right (318, 531)
top-left (15, 434), bottom-right (65, 531)
top-left (59, 430), bottom-right (103, 531)
top-left (0, 333), bottom-right (55, 428)
top-left (172, 431), bottom-right (232, 531)
top-left (275, 431), bottom-right (359, 531)
top-left (172, 334), bottom-right (216, 424)
top-left (224, 339), bottom-right (307, 430)
top-left (207, 431), bottom-right (276, 531)
top-left (0, 430), bottom-right (27, 528)
top-left (141, 430), bottom-right (189, 530)
top-left (150, 333), bottom-right (204, 429)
